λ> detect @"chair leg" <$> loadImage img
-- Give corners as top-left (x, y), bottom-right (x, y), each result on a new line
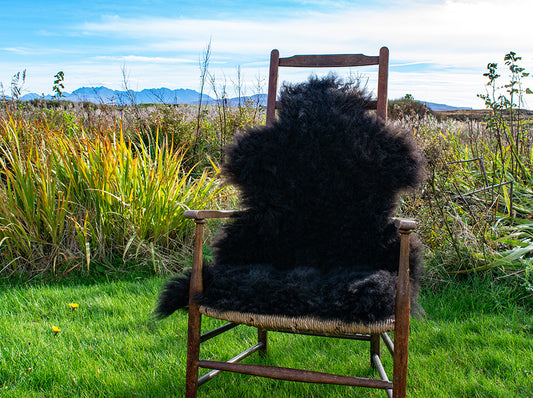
top-left (186, 304), bottom-right (202, 398)
top-left (258, 328), bottom-right (268, 357)
top-left (370, 333), bottom-right (381, 369)
top-left (392, 227), bottom-right (411, 398)
top-left (392, 328), bottom-right (409, 398)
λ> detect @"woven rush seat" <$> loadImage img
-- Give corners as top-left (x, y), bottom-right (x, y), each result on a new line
top-left (200, 305), bottom-right (395, 335)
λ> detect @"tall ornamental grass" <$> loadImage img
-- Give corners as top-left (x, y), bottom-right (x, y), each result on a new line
top-left (400, 114), bottom-right (533, 301)
top-left (0, 112), bottom-right (227, 276)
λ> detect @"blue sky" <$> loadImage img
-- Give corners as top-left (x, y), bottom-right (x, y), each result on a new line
top-left (1, 0), bottom-right (532, 108)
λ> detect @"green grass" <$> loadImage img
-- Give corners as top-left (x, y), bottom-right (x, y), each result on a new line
top-left (0, 113), bottom-right (228, 275)
top-left (1, 275), bottom-right (531, 397)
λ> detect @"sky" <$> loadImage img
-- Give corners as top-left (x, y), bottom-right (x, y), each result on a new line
top-left (1, 0), bottom-right (533, 108)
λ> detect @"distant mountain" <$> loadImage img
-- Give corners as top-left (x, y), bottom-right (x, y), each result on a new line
top-left (13, 87), bottom-right (469, 110)
top-left (18, 93), bottom-right (41, 101)
top-left (69, 86), bottom-right (116, 103)
top-left (203, 93), bottom-right (267, 106)
top-left (19, 86), bottom-right (217, 105)
top-left (422, 101), bottom-right (472, 111)
top-left (137, 87), bottom-right (208, 104)
top-left (15, 87), bottom-right (271, 107)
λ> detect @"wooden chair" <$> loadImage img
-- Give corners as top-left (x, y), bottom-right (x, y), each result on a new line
top-left (184, 47), bottom-right (415, 398)
top-left (266, 47), bottom-right (390, 125)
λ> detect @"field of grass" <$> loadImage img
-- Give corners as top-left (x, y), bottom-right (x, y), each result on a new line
top-left (1, 274), bottom-right (531, 397)
top-left (2, 55), bottom-right (533, 397)
top-left (0, 105), bottom-right (235, 277)
top-left (1, 91), bottom-right (533, 288)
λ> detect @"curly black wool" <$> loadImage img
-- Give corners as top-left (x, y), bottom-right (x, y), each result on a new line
top-left (154, 75), bottom-right (425, 322)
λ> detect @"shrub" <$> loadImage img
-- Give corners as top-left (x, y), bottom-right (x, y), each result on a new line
top-left (388, 94), bottom-right (432, 119)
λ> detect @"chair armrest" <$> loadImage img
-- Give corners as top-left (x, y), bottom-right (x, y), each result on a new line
top-left (184, 210), bottom-right (242, 220)
top-left (391, 217), bottom-right (416, 231)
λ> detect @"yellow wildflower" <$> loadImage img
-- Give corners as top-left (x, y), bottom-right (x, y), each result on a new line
top-left (68, 303), bottom-right (79, 310)
top-left (52, 326), bottom-right (61, 334)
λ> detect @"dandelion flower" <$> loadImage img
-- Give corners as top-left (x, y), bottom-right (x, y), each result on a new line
top-left (52, 326), bottom-right (61, 334)
top-left (68, 303), bottom-right (79, 310)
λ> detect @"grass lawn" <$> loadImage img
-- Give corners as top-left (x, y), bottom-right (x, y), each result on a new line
top-left (1, 274), bottom-right (531, 397)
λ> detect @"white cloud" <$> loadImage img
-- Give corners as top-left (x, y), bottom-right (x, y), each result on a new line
top-left (1, 46), bottom-right (76, 56)
top-left (93, 55), bottom-right (196, 64)
top-left (4, 0), bottom-right (533, 107)
top-left (74, 1), bottom-right (533, 72)
top-left (2, 47), bottom-right (33, 55)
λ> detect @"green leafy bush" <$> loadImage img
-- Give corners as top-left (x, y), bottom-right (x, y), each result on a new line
top-left (388, 94), bottom-right (432, 119)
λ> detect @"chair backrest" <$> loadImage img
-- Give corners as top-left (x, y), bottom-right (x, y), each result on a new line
top-left (265, 47), bottom-right (389, 126)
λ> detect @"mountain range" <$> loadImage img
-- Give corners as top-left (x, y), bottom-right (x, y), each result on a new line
top-left (19, 86), bottom-right (214, 105)
top-left (421, 101), bottom-right (471, 111)
top-left (13, 86), bottom-right (470, 111)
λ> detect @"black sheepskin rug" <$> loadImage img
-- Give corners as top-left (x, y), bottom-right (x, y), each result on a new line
top-left (155, 75), bottom-right (425, 323)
